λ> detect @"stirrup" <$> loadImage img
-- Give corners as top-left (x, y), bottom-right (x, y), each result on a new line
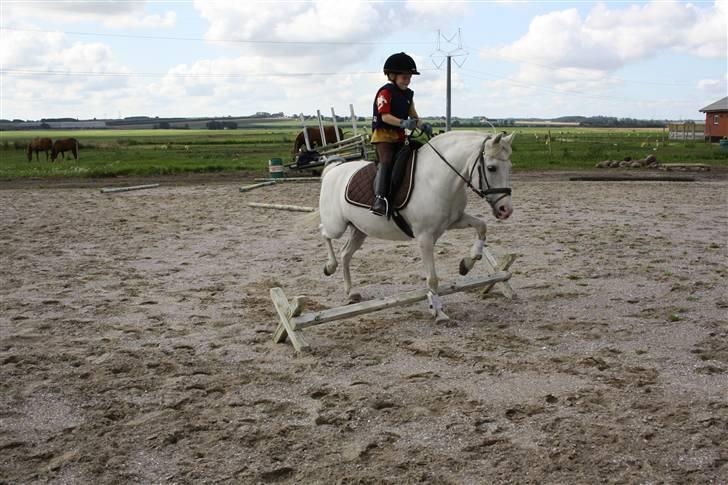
top-left (370, 195), bottom-right (389, 216)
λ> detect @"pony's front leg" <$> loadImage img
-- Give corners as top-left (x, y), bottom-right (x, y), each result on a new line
top-left (448, 213), bottom-right (487, 276)
top-left (417, 234), bottom-right (449, 322)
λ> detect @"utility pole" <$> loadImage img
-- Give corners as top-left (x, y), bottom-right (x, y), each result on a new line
top-left (431, 29), bottom-right (468, 132)
top-left (446, 55), bottom-right (451, 132)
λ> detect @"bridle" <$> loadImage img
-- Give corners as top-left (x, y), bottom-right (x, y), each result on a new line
top-left (424, 135), bottom-right (512, 211)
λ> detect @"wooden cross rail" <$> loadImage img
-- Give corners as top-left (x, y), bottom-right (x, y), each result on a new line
top-left (271, 265), bottom-right (515, 352)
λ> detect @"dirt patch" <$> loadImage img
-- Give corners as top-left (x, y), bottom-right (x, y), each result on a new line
top-left (1, 173), bottom-right (726, 483)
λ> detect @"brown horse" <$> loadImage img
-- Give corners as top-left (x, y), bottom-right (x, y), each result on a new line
top-left (51, 138), bottom-right (79, 162)
top-left (292, 126), bottom-right (344, 156)
top-left (27, 137), bottom-right (53, 162)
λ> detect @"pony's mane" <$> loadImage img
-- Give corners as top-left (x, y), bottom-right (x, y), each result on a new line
top-left (428, 130), bottom-right (512, 159)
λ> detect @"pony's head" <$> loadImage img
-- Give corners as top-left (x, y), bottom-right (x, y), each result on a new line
top-left (482, 132), bottom-right (515, 220)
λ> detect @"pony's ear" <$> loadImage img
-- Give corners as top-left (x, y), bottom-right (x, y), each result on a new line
top-left (504, 132), bottom-right (515, 144)
top-left (492, 132), bottom-right (503, 144)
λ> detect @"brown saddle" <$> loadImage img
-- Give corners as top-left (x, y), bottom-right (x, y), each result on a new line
top-left (345, 149), bottom-right (417, 211)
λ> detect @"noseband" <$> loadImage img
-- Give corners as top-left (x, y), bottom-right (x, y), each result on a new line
top-left (426, 137), bottom-right (512, 211)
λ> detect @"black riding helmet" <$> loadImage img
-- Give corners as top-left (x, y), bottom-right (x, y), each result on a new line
top-left (383, 52), bottom-right (420, 75)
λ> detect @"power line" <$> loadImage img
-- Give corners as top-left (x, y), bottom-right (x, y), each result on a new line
top-left (0, 67), bottom-right (435, 78)
top-left (0, 26), bottom-right (433, 46)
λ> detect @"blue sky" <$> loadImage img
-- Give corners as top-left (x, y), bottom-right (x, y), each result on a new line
top-left (1, 0), bottom-right (726, 121)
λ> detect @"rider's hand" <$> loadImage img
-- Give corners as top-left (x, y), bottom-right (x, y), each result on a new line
top-left (421, 122), bottom-right (433, 137)
top-left (399, 118), bottom-right (417, 131)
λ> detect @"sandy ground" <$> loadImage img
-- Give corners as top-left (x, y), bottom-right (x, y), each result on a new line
top-left (1, 171), bottom-right (727, 483)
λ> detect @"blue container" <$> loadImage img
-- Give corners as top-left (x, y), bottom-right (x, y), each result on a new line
top-left (720, 139), bottom-right (728, 152)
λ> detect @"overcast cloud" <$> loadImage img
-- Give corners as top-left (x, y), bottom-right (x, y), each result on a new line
top-left (1, 0), bottom-right (725, 120)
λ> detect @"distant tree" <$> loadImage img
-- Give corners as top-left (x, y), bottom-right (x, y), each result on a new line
top-left (206, 120), bottom-right (223, 130)
top-left (40, 122), bottom-right (51, 129)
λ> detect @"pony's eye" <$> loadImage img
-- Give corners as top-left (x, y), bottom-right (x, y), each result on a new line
top-left (487, 165), bottom-right (497, 172)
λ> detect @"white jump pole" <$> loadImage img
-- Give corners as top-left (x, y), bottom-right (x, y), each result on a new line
top-left (331, 107), bottom-right (342, 142)
top-left (349, 104), bottom-right (358, 136)
top-left (248, 202), bottom-right (316, 212)
top-left (253, 177), bottom-right (320, 183)
top-left (316, 109), bottom-right (327, 147)
top-left (239, 181), bottom-right (277, 193)
top-left (350, 104), bottom-right (367, 159)
top-left (271, 266), bottom-right (515, 352)
top-left (100, 183), bottom-right (160, 194)
top-left (300, 113), bottom-right (311, 151)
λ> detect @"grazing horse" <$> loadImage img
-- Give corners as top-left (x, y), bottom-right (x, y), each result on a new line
top-left (317, 131), bottom-right (514, 321)
top-left (292, 126), bottom-right (344, 156)
top-left (27, 137), bottom-right (53, 162)
top-left (51, 138), bottom-right (79, 162)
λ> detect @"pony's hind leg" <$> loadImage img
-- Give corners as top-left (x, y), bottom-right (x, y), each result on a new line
top-left (323, 237), bottom-right (338, 276)
top-left (448, 213), bottom-right (487, 275)
top-left (341, 227), bottom-right (367, 302)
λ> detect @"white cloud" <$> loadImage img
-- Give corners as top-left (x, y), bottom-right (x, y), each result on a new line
top-left (3, 1), bottom-right (176, 29)
top-left (697, 79), bottom-right (721, 89)
top-left (0, 27), bottom-right (133, 119)
top-left (481, 1), bottom-right (728, 83)
top-left (193, 0), bottom-right (464, 68)
top-left (111, 11), bottom-right (176, 29)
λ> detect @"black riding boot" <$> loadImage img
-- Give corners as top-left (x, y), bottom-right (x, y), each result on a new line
top-left (370, 161), bottom-right (392, 216)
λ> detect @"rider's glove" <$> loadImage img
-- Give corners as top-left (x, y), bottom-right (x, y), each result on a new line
top-left (421, 122), bottom-right (433, 137)
top-left (399, 118), bottom-right (417, 131)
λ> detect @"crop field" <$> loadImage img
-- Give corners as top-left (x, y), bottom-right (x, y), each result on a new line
top-left (1, 125), bottom-right (726, 179)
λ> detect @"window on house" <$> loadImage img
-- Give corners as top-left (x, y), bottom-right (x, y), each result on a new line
top-left (715, 114), bottom-right (720, 125)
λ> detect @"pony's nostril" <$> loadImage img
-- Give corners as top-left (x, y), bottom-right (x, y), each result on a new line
top-left (499, 205), bottom-right (506, 213)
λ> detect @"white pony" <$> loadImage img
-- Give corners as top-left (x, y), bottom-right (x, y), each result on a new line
top-left (317, 130), bottom-right (514, 321)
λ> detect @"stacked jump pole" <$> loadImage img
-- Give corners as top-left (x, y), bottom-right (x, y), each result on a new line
top-left (295, 105), bottom-right (369, 168)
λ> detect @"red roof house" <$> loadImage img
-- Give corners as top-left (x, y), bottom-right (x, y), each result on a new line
top-left (699, 96), bottom-right (728, 141)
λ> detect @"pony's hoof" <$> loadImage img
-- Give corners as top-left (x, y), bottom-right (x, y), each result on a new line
top-left (459, 259), bottom-right (470, 276)
top-left (347, 293), bottom-right (362, 304)
top-left (435, 311), bottom-right (450, 323)
top-left (323, 264), bottom-right (336, 276)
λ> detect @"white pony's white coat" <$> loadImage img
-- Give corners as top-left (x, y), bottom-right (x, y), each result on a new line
top-left (318, 130), bottom-right (514, 320)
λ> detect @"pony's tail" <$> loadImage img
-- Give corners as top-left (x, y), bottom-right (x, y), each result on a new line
top-left (299, 209), bottom-right (321, 229)
top-left (297, 160), bottom-right (342, 231)
top-left (75, 139), bottom-right (79, 160)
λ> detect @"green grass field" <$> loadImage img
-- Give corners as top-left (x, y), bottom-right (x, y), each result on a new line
top-left (1, 125), bottom-right (726, 179)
